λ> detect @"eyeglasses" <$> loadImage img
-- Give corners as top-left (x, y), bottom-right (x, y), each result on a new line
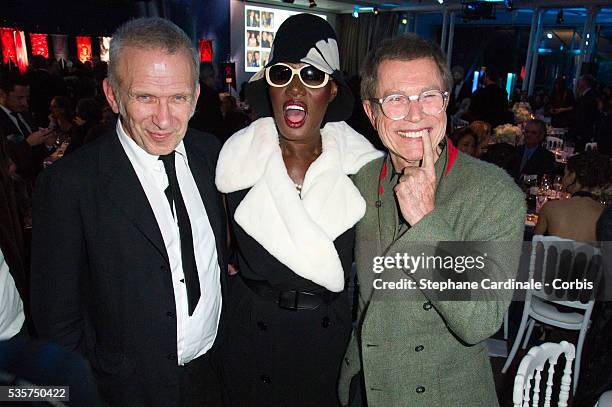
top-left (369, 90), bottom-right (449, 120)
top-left (265, 63), bottom-right (330, 89)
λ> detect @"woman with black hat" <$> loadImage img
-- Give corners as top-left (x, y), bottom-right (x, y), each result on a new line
top-left (215, 13), bottom-right (382, 406)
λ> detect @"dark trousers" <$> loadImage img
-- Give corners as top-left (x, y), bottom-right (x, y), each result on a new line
top-left (179, 349), bottom-right (224, 407)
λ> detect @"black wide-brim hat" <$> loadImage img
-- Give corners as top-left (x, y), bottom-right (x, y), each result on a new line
top-left (246, 13), bottom-right (353, 124)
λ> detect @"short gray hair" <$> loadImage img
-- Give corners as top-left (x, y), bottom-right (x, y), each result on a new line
top-left (108, 17), bottom-right (199, 92)
top-left (360, 34), bottom-right (452, 102)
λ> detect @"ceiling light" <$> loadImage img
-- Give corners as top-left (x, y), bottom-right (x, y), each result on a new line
top-left (438, 0), bottom-right (444, 4)
top-left (401, 16), bottom-right (408, 25)
top-left (353, 7), bottom-right (359, 18)
top-left (373, 7), bottom-right (379, 15)
top-left (546, 32), bottom-right (553, 39)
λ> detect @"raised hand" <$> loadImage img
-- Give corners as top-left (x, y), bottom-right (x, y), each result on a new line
top-left (393, 130), bottom-right (438, 226)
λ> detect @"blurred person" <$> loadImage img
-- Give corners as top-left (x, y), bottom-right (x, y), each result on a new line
top-left (0, 74), bottom-right (53, 185)
top-left (516, 119), bottom-right (556, 178)
top-left (450, 126), bottom-right (478, 156)
top-left (31, 17), bottom-right (227, 406)
top-left (190, 62), bottom-right (224, 141)
top-left (0, 128), bottom-right (26, 341)
top-left (448, 65), bottom-right (471, 114)
top-left (64, 98), bottom-right (102, 154)
top-left (549, 77), bottom-right (575, 128)
top-left (468, 66), bottom-right (511, 128)
top-left (572, 74), bottom-right (598, 151)
top-left (26, 55), bottom-right (66, 128)
top-left (595, 96), bottom-right (611, 155)
top-left (469, 120), bottom-right (492, 157)
top-left (215, 14), bottom-right (382, 406)
top-left (219, 95), bottom-right (250, 142)
top-left (534, 152), bottom-right (608, 241)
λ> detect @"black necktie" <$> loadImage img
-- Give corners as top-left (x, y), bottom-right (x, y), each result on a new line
top-left (10, 112), bottom-right (29, 139)
top-left (159, 152), bottom-right (201, 316)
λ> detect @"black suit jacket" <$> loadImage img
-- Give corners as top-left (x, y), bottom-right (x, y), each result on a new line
top-left (572, 88), bottom-right (598, 145)
top-left (469, 84), bottom-right (511, 128)
top-left (31, 127), bottom-right (228, 406)
top-left (516, 144), bottom-right (557, 177)
top-left (0, 108), bottom-right (47, 184)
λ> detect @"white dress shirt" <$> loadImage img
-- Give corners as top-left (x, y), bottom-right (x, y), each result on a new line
top-left (117, 121), bottom-right (221, 365)
top-left (0, 247), bottom-right (25, 340)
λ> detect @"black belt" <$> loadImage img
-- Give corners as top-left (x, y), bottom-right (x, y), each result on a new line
top-left (240, 276), bottom-right (341, 311)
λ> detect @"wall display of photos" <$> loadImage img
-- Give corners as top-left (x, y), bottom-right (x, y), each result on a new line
top-left (244, 4), bottom-right (326, 73)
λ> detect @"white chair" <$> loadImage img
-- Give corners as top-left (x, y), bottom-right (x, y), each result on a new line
top-left (546, 136), bottom-right (564, 152)
top-left (513, 341), bottom-right (575, 407)
top-left (502, 235), bottom-right (601, 395)
top-left (585, 142), bottom-right (598, 152)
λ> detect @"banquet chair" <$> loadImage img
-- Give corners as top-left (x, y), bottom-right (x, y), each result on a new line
top-left (585, 142), bottom-right (598, 152)
top-left (546, 136), bottom-right (564, 152)
top-left (512, 341), bottom-right (575, 407)
top-left (502, 235), bottom-right (601, 395)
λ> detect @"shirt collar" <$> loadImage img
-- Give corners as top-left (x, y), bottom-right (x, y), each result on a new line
top-left (116, 119), bottom-right (187, 173)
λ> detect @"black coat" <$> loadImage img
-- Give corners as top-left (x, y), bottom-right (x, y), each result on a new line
top-left (0, 108), bottom-right (47, 185)
top-left (30, 126), bottom-right (228, 406)
top-left (469, 84), bottom-right (511, 128)
top-left (572, 88), bottom-right (598, 147)
top-left (516, 144), bottom-right (557, 177)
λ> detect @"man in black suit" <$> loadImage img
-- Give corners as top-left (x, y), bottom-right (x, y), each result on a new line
top-left (572, 74), bottom-right (598, 151)
top-left (31, 18), bottom-right (227, 406)
top-left (468, 66), bottom-right (511, 128)
top-left (0, 74), bottom-right (53, 185)
top-left (517, 119), bottom-right (556, 178)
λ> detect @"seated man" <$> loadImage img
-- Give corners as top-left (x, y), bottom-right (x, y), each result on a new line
top-left (516, 119), bottom-right (556, 178)
top-left (535, 152), bottom-right (608, 241)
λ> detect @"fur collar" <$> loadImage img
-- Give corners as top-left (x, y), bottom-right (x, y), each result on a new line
top-left (216, 118), bottom-right (383, 291)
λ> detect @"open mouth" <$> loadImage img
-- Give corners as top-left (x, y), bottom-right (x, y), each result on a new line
top-left (283, 101), bottom-right (307, 128)
top-left (397, 129), bottom-right (429, 139)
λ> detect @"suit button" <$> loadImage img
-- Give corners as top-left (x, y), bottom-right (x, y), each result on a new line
top-left (375, 200), bottom-right (382, 208)
top-left (415, 345), bottom-right (424, 352)
top-left (166, 311), bottom-right (175, 318)
top-left (160, 265), bottom-right (167, 271)
top-left (260, 374), bottom-right (271, 384)
top-left (167, 353), bottom-right (176, 361)
top-left (423, 301), bottom-right (432, 310)
top-left (416, 386), bottom-right (425, 394)
top-left (321, 317), bottom-right (331, 328)
top-left (257, 321), bottom-right (267, 331)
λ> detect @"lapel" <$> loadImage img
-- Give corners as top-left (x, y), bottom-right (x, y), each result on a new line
top-left (0, 109), bottom-right (23, 140)
top-left (98, 130), bottom-right (169, 265)
top-left (183, 133), bottom-right (225, 266)
top-left (377, 156), bottom-right (399, 254)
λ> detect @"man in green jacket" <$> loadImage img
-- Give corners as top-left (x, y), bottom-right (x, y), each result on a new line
top-left (338, 35), bottom-right (525, 406)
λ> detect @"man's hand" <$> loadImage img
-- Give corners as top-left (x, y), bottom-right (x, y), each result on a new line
top-left (394, 131), bottom-right (437, 226)
top-left (26, 128), bottom-right (54, 146)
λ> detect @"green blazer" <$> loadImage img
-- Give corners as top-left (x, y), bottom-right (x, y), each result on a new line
top-left (339, 143), bottom-right (526, 406)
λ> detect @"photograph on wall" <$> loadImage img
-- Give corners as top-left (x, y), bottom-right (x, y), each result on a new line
top-left (246, 9), bottom-right (260, 28)
top-left (246, 30), bottom-right (260, 48)
top-left (244, 4), bottom-right (326, 73)
top-left (262, 12), bottom-right (274, 29)
top-left (261, 31), bottom-right (274, 49)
